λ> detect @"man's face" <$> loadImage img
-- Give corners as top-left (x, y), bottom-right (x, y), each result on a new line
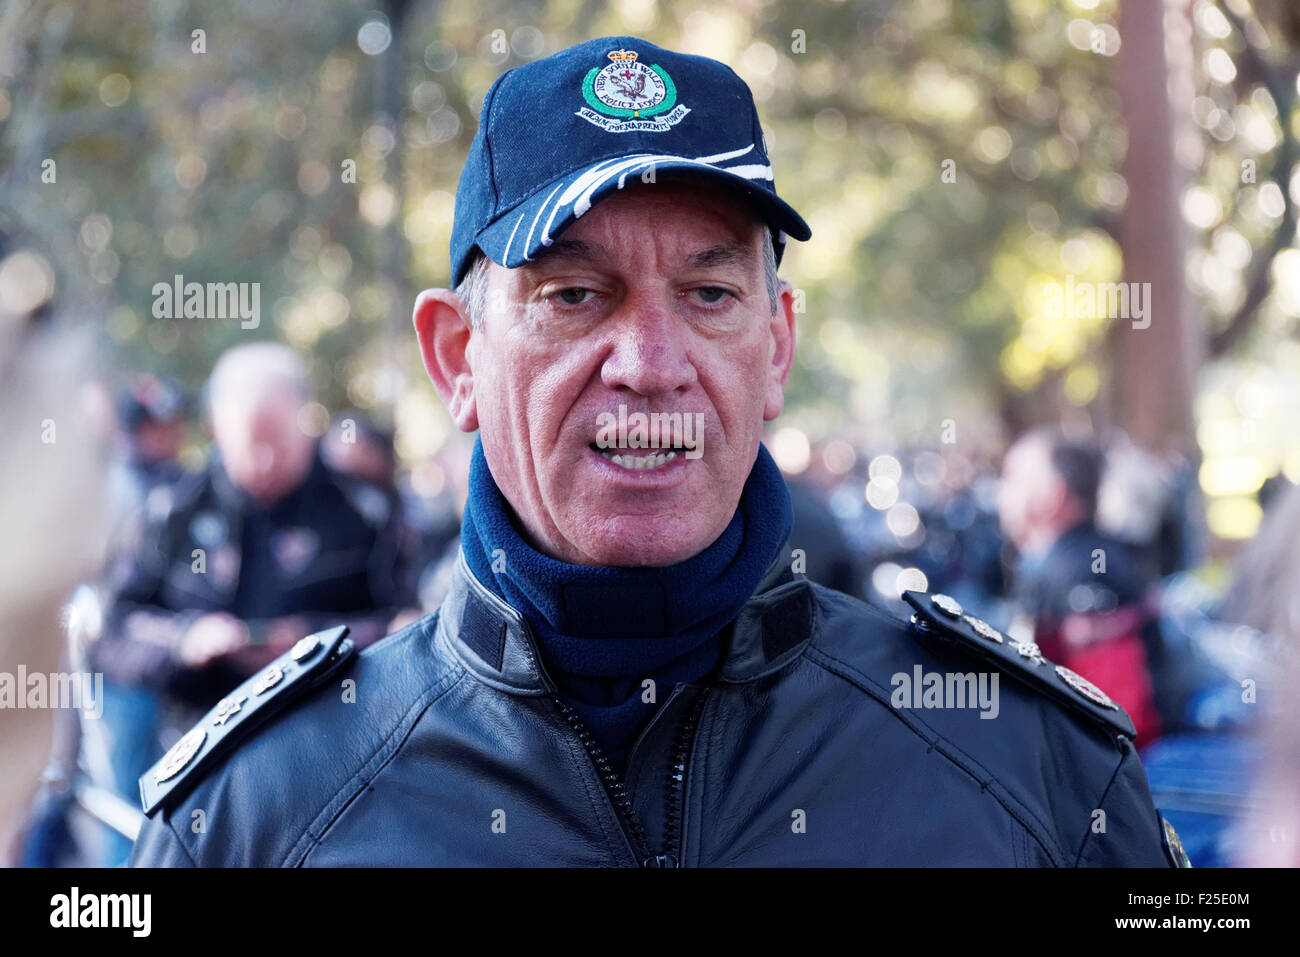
top-left (133, 418), bottom-right (184, 463)
top-left (212, 387), bottom-right (315, 505)
top-left (417, 180), bottom-right (795, 567)
top-left (997, 436), bottom-right (1061, 552)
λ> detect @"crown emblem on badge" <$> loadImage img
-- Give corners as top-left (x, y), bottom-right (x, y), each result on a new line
top-left (577, 47), bottom-right (690, 132)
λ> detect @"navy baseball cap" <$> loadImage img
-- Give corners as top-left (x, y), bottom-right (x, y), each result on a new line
top-left (449, 35), bottom-right (812, 286)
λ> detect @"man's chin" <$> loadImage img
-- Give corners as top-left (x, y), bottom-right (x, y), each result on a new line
top-left (569, 514), bottom-right (716, 568)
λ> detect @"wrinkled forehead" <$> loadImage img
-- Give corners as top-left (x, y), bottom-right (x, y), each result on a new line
top-left (211, 377), bottom-right (302, 428)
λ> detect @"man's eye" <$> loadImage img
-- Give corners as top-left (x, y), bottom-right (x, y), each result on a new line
top-left (694, 286), bottom-right (733, 305)
top-left (552, 287), bottom-right (593, 306)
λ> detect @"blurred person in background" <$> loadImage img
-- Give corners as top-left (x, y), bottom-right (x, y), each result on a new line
top-left (102, 374), bottom-right (191, 583)
top-left (81, 374), bottom-right (192, 865)
top-left (776, 442), bottom-right (866, 598)
top-left (115, 375), bottom-right (189, 496)
top-left (322, 408), bottom-right (396, 490)
top-left (91, 342), bottom-right (418, 759)
top-left (998, 428), bottom-right (1164, 743)
top-left (404, 436), bottom-right (473, 613)
top-left (1096, 431), bottom-right (1205, 582)
top-left (786, 478), bottom-right (865, 598)
top-left (322, 409), bottom-right (432, 631)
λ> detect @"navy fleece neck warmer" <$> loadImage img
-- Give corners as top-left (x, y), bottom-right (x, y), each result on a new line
top-left (460, 436), bottom-right (792, 773)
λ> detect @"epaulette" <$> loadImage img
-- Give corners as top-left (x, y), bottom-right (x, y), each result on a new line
top-left (140, 625), bottom-right (357, 815)
top-left (902, 591), bottom-right (1136, 739)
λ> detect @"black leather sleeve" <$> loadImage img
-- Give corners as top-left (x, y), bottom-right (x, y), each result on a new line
top-left (1073, 739), bottom-right (1174, 867)
top-left (129, 812), bottom-right (198, 868)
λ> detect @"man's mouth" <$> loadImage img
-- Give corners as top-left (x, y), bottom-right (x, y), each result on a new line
top-left (589, 443), bottom-right (686, 471)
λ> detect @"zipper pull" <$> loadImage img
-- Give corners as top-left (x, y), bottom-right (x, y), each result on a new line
top-left (643, 853), bottom-right (680, 868)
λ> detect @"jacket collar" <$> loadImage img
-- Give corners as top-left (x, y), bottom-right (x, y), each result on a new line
top-left (437, 544), bottom-right (816, 693)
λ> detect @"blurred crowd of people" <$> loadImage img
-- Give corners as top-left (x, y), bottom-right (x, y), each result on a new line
top-left (3, 332), bottom-right (1295, 868)
top-left (11, 343), bottom-right (471, 866)
top-left (783, 426), bottom-right (1293, 866)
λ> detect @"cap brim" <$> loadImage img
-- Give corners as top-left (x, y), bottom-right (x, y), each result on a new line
top-left (472, 153), bottom-right (811, 278)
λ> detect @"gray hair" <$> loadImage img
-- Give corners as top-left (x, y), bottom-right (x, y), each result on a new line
top-left (455, 228), bottom-right (781, 331)
top-left (207, 341), bottom-right (311, 413)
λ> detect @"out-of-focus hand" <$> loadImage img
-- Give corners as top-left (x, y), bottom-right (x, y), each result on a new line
top-left (179, 613), bottom-right (250, 667)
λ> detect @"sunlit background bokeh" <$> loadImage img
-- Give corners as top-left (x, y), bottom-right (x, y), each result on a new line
top-left (1, 0), bottom-right (1297, 548)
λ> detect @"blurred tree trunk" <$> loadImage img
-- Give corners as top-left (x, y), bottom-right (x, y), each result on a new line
top-left (1109, 0), bottom-right (1204, 455)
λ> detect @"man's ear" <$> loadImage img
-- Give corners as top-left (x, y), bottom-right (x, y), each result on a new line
top-left (763, 279), bottom-right (797, 422)
top-left (413, 288), bottom-right (478, 432)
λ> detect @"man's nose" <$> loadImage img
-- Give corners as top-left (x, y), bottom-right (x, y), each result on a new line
top-left (599, 299), bottom-right (697, 397)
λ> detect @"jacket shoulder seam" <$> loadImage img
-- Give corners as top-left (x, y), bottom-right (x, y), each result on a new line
top-left (287, 661), bottom-right (469, 865)
top-left (803, 642), bottom-right (1068, 864)
top-left (1068, 743), bottom-right (1134, 866)
top-left (166, 811), bottom-right (201, 867)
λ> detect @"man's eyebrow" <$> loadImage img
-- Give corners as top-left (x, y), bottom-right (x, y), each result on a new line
top-left (687, 243), bottom-right (750, 270)
top-left (525, 238), bottom-right (605, 269)
top-left (522, 239), bottom-right (752, 272)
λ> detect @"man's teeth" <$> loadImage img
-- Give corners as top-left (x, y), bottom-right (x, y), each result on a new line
top-left (597, 449), bottom-right (679, 470)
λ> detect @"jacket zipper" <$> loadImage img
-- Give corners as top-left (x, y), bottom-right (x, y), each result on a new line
top-left (553, 697), bottom-right (654, 864)
top-left (553, 687), bottom-right (709, 868)
top-left (661, 687), bottom-right (709, 866)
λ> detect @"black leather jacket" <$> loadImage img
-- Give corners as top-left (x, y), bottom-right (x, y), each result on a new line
top-left (130, 552), bottom-right (1177, 867)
